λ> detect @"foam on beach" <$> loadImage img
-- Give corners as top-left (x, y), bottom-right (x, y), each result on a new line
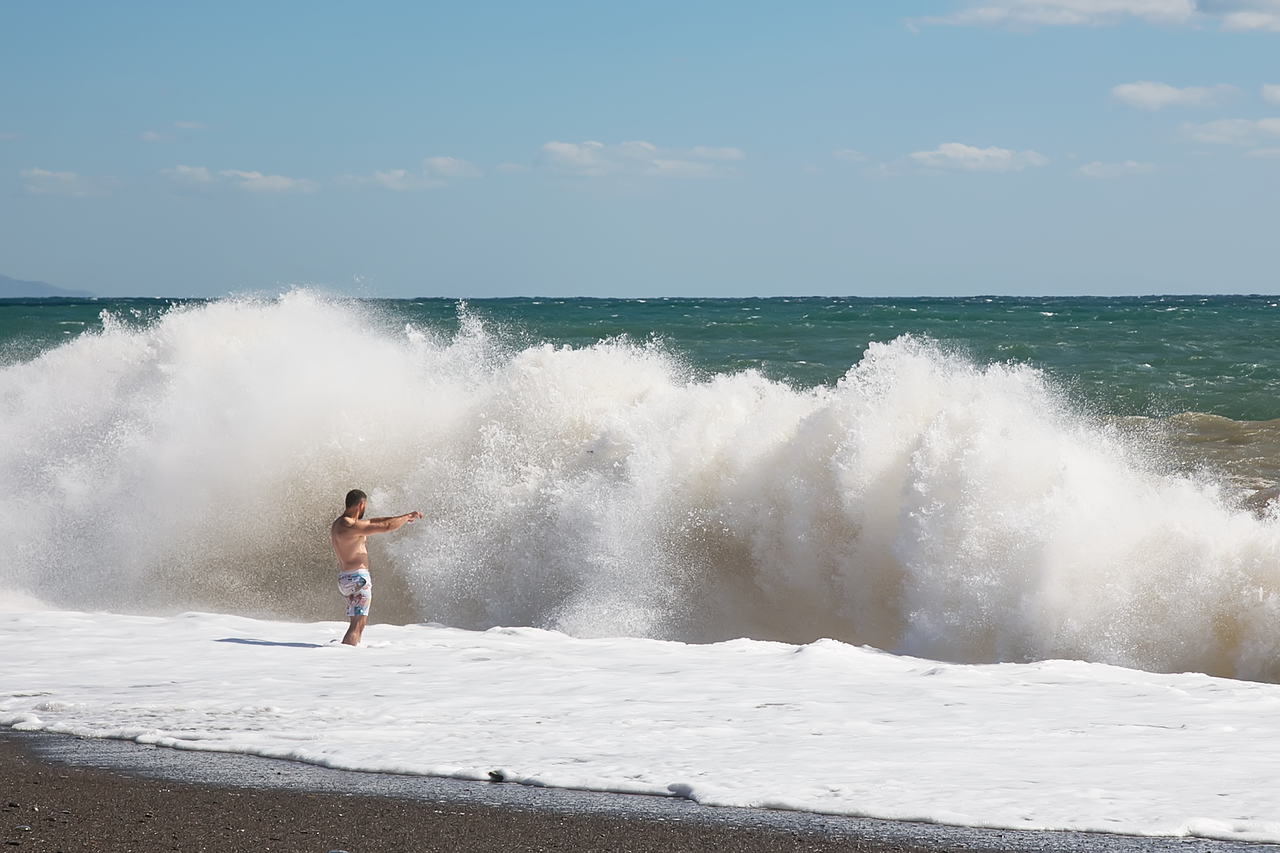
top-left (4, 610), bottom-right (1280, 843)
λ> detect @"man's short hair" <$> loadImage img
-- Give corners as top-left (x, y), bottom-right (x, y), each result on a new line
top-left (345, 489), bottom-right (368, 509)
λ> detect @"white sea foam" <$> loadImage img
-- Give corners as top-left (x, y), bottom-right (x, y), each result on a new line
top-left (4, 610), bottom-right (1280, 842)
top-left (2, 291), bottom-right (1280, 679)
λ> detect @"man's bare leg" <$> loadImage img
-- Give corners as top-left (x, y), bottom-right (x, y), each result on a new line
top-left (342, 615), bottom-right (367, 646)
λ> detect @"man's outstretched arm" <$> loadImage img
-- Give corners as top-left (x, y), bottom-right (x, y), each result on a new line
top-left (353, 511), bottom-right (423, 534)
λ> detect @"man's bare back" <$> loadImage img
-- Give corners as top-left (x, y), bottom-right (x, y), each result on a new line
top-left (330, 489), bottom-right (423, 645)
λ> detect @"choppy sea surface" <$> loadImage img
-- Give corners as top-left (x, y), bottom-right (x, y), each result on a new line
top-left (4, 291), bottom-right (1280, 839)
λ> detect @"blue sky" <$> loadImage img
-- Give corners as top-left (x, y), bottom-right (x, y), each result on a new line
top-left (2, 0), bottom-right (1277, 298)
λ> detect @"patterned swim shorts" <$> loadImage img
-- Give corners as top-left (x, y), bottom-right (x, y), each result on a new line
top-left (337, 569), bottom-right (372, 617)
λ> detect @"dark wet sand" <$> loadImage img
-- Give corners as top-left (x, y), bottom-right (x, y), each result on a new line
top-left (0, 731), bottom-right (1267, 853)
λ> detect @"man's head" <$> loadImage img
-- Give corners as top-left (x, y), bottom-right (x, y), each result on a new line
top-left (345, 489), bottom-right (368, 519)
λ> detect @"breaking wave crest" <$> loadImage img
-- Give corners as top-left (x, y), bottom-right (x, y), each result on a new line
top-left (4, 290), bottom-right (1280, 680)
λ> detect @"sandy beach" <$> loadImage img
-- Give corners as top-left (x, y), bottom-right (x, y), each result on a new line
top-left (4, 731), bottom-right (1272, 853)
top-left (0, 732), bottom-right (912, 853)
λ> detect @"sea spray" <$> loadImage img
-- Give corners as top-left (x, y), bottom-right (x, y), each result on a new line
top-left (3, 291), bottom-right (1279, 680)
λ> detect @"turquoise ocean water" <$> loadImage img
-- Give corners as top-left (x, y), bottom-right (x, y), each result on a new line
top-left (5, 294), bottom-right (1280, 418)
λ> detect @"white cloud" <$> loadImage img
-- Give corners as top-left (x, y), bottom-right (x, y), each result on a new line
top-left (1263, 84), bottom-right (1280, 104)
top-left (1246, 147), bottom-right (1280, 157)
top-left (908, 142), bottom-right (1049, 173)
top-left (0, 133), bottom-right (18, 141)
top-left (423, 156), bottom-right (482, 178)
top-left (161, 164), bottom-right (319, 193)
top-left (914, 0), bottom-right (1195, 29)
top-left (913, 0), bottom-right (1280, 30)
top-left (138, 130), bottom-right (173, 142)
top-left (536, 140), bottom-right (745, 179)
top-left (174, 121), bottom-right (209, 131)
top-left (1178, 117), bottom-right (1280, 145)
top-left (1075, 160), bottom-right (1159, 177)
top-left (218, 170), bottom-right (319, 193)
top-left (688, 146), bottom-right (746, 161)
top-left (335, 156), bottom-right (482, 191)
top-left (19, 167), bottom-right (117, 197)
top-left (1112, 82), bottom-right (1236, 111)
top-left (1218, 10), bottom-right (1280, 28)
top-left (161, 164), bottom-right (216, 185)
top-left (833, 149), bottom-right (867, 162)
top-left (364, 169), bottom-right (437, 191)
top-left (1203, 0), bottom-right (1280, 30)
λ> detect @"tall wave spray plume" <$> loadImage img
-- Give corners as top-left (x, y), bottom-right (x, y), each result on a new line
top-left (3, 291), bottom-right (1280, 680)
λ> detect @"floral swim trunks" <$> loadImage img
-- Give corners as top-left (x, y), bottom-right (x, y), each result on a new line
top-left (337, 569), bottom-right (372, 617)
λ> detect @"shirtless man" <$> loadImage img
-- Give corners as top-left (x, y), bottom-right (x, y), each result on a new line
top-left (330, 489), bottom-right (423, 646)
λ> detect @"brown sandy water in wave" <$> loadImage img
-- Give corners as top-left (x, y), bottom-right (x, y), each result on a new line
top-left (1119, 414), bottom-right (1280, 512)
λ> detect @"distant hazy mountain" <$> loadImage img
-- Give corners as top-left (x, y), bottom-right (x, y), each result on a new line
top-left (0, 274), bottom-right (95, 298)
